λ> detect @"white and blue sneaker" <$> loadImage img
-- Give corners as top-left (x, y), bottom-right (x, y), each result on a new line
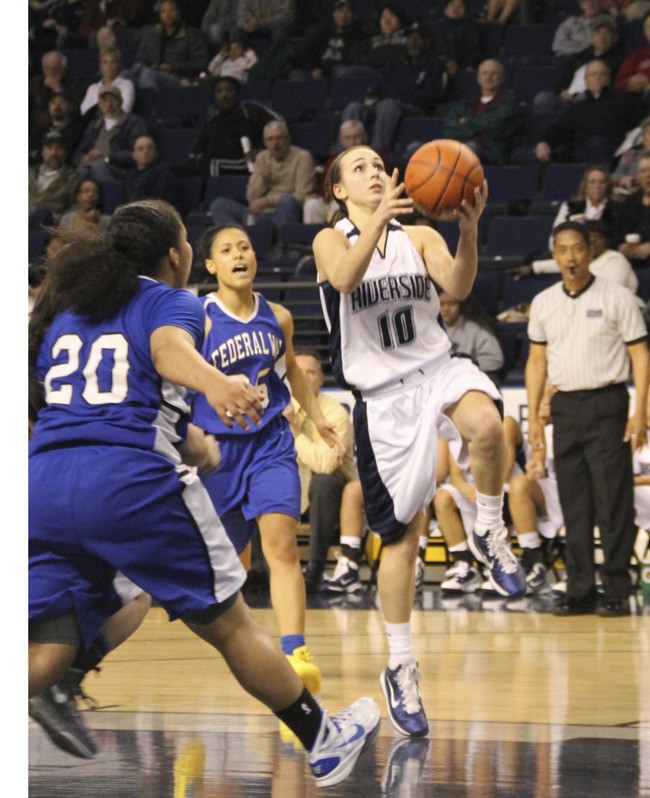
top-left (307, 697), bottom-right (381, 787)
top-left (468, 524), bottom-right (526, 598)
top-left (379, 662), bottom-right (429, 738)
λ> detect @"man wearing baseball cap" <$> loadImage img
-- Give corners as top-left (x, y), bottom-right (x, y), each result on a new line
top-left (73, 84), bottom-right (148, 180)
top-left (29, 129), bottom-right (79, 226)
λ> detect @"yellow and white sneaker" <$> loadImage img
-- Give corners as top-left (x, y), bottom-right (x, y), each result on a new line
top-left (286, 645), bottom-right (322, 695)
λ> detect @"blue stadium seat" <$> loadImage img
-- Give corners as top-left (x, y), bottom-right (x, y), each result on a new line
top-left (501, 24), bottom-right (556, 64)
top-left (501, 272), bottom-right (560, 309)
top-left (204, 174), bottom-right (249, 205)
top-left (245, 224), bottom-right (274, 259)
top-left (100, 180), bottom-right (126, 214)
top-left (483, 215), bottom-right (553, 261)
top-left (156, 127), bottom-right (196, 165)
top-left (472, 270), bottom-right (504, 316)
top-left (329, 75), bottom-right (380, 112)
top-left (393, 117), bottom-right (445, 159)
top-left (511, 63), bottom-right (564, 104)
top-left (445, 70), bottom-right (477, 102)
top-left (174, 175), bottom-right (203, 217)
top-left (277, 223), bottom-right (326, 253)
top-left (29, 228), bottom-right (49, 264)
top-left (153, 84), bottom-right (212, 127)
top-left (483, 163), bottom-right (540, 214)
top-left (290, 120), bottom-right (335, 161)
top-left (270, 78), bottom-right (329, 122)
top-left (240, 78), bottom-right (272, 104)
top-left (536, 162), bottom-right (591, 204)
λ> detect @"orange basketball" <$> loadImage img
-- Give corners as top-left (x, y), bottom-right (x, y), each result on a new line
top-left (404, 139), bottom-right (485, 218)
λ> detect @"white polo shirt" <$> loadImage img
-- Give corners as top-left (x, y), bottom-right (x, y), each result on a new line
top-left (528, 276), bottom-right (647, 391)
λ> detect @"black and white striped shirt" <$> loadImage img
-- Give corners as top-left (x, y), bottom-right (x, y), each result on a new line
top-left (528, 276), bottom-right (647, 391)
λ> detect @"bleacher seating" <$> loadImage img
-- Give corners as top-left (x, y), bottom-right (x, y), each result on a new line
top-left (37, 3), bottom-right (650, 389)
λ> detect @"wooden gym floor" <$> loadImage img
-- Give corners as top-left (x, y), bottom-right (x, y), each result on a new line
top-left (28, 575), bottom-right (650, 798)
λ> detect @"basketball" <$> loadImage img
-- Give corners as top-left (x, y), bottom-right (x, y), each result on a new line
top-left (404, 139), bottom-right (485, 218)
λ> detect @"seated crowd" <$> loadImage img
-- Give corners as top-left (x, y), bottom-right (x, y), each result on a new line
top-left (27, 0), bottom-right (650, 611)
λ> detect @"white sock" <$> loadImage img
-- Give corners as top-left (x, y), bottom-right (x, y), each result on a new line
top-left (474, 491), bottom-right (504, 536)
top-left (518, 531), bottom-right (542, 549)
top-left (340, 535), bottom-right (361, 549)
top-left (384, 621), bottom-right (415, 670)
top-left (418, 535), bottom-right (428, 549)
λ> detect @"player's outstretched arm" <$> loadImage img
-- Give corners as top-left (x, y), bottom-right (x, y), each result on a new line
top-left (151, 325), bottom-right (262, 430)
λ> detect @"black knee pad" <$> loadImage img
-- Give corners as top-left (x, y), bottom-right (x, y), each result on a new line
top-left (181, 592), bottom-right (238, 626)
top-left (29, 612), bottom-right (81, 647)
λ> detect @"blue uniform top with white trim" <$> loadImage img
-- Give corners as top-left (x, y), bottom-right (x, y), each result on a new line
top-left (192, 291), bottom-right (290, 436)
top-left (29, 276), bottom-right (205, 463)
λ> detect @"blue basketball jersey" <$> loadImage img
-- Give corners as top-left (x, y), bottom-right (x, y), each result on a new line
top-left (192, 292), bottom-right (291, 437)
top-left (30, 276), bottom-right (205, 462)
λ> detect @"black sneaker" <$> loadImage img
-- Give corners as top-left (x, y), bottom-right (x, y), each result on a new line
top-left (552, 596), bottom-right (597, 616)
top-left (595, 597), bottom-right (631, 617)
top-left (28, 668), bottom-right (98, 758)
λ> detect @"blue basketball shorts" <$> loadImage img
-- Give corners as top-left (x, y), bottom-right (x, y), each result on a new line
top-left (201, 414), bottom-right (301, 553)
top-left (29, 445), bottom-right (246, 649)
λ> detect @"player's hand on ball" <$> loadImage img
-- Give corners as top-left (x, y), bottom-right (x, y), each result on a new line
top-left (375, 168), bottom-right (413, 225)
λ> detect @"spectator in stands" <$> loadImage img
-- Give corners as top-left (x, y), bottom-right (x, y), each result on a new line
top-left (508, 383), bottom-right (562, 596)
top-left (58, 178), bottom-right (112, 231)
top-left (29, 51), bottom-right (86, 130)
top-left (443, 58), bottom-right (524, 165)
top-left (615, 11), bottom-right (650, 107)
top-left (122, 134), bottom-right (177, 204)
top-left (30, 0), bottom-right (87, 51)
top-left (612, 115), bottom-right (650, 193)
top-left (341, 22), bottom-right (446, 154)
top-left (287, 351), bottom-right (357, 595)
top-left (533, 60), bottom-right (644, 165)
top-left (438, 291), bottom-right (505, 386)
top-left (77, 0), bottom-right (151, 50)
top-left (546, 164), bottom-right (621, 247)
top-left (209, 119), bottom-right (315, 236)
top-left (433, 0), bottom-right (480, 76)
top-left (303, 119), bottom-right (370, 225)
top-left (30, 89), bottom-right (84, 166)
top-left (207, 34), bottom-right (258, 83)
top-left (80, 47), bottom-right (136, 119)
top-left (484, 0), bottom-right (520, 25)
top-left (346, 4), bottom-right (409, 77)
top-left (29, 129), bottom-right (79, 228)
top-left (201, 0), bottom-right (238, 51)
top-left (190, 76), bottom-right (276, 180)
top-left (73, 85), bottom-right (148, 181)
top-left (614, 151), bottom-right (650, 265)
top-left (234, 0), bottom-right (295, 48)
top-left (535, 15), bottom-right (626, 114)
top-left (551, 0), bottom-right (607, 58)
top-left (290, 0), bottom-right (363, 80)
top-left (133, 0), bottom-right (210, 92)
top-left (435, 416), bottom-right (524, 596)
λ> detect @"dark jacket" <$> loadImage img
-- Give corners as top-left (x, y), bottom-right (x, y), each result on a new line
top-left (443, 89), bottom-right (524, 164)
top-left (543, 87), bottom-right (644, 155)
top-left (374, 54), bottom-right (446, 114)
top-left (73, 113), bottom-right (149, 168)
top-left (123, 161), bottom-right (177, 203)
top-left (136, 22), bottom-right (209, 77)
top-left (296, 20), bottom-right (364, 75)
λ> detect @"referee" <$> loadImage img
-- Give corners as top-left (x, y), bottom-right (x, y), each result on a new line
top-left (526, 221), bottom-right (649, 617)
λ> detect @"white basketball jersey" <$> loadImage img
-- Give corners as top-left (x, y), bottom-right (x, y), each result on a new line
top-left (319, 218), bottom-right (451, 394)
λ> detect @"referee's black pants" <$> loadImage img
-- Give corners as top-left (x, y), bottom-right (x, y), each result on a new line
top-left (551, 384), bottom-right (636, 602)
